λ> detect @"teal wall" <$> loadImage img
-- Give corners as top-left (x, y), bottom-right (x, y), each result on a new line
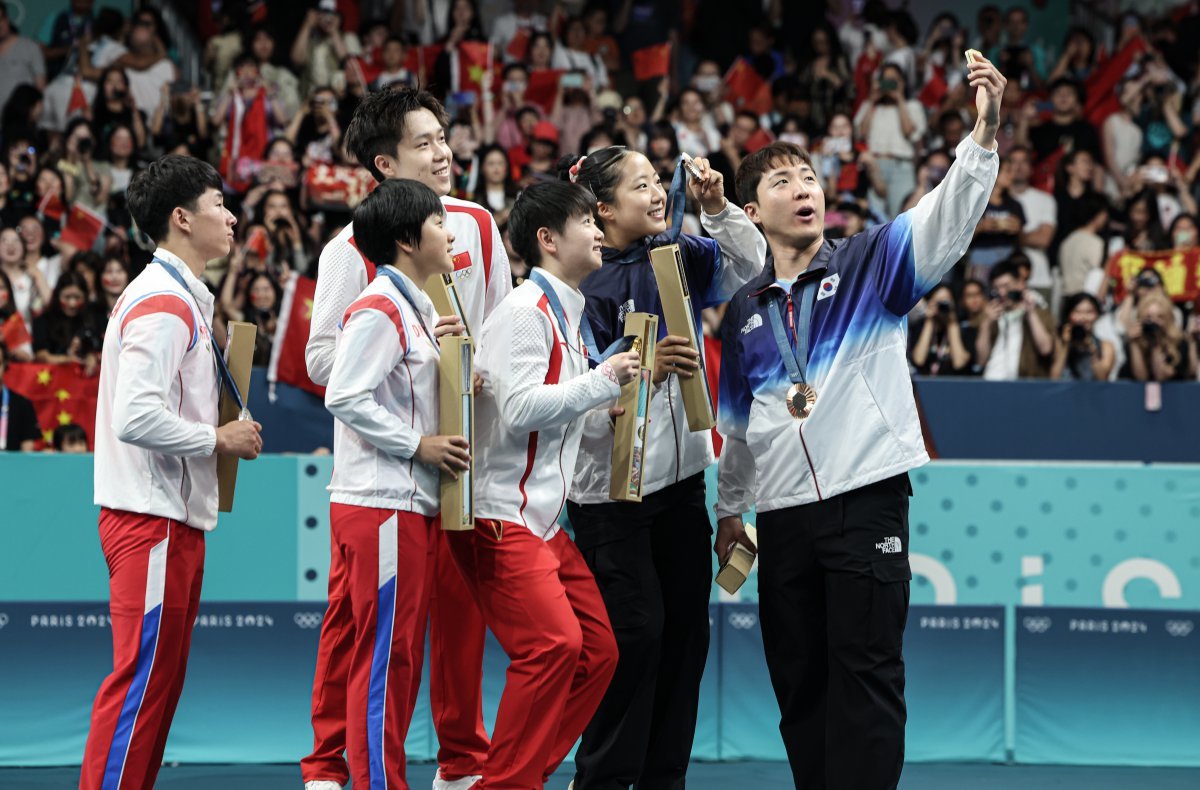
top-left (4, 455), bottom-right (1197, 610)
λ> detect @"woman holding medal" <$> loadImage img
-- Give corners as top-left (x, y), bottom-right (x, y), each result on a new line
top-left (714, 52), bottom-right (1006, 789)
top-left (559, 146), bottom-right (766, 789)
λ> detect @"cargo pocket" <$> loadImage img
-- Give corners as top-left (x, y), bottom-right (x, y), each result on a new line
top-left (871, 557), bottom-right (912, 583)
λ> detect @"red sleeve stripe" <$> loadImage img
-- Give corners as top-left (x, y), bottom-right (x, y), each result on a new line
top-left (347, 233), bottom-right (377, 281)
top-left (341, 293), bottom-right (408, 352)
top-left (119, 293), bottom-right (197, 349)
top-left (445, 203), bottom-right (495, 291)
top-left (535, 295), bottom-right (563, 385)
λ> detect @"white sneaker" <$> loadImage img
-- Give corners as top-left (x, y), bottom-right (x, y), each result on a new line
top-left (433, 769), bottom-right (483, 790)
top-left (304, 782), bottom-right (343, 790)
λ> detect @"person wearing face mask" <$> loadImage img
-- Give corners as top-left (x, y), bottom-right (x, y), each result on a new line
top-left (1051, 293), bottom-right (1115, 381)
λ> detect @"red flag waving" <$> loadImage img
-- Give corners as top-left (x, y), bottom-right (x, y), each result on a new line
top-left (453, 41), bottom-right (493, 95)
top-left (1085, 35), bottom-right (1149, 127)
top-left (267, 274), bottom-right (326, 399)
top-left (59, 203), bottom-right (106, 250)
top-left (219, 88), bottom-right (270, 193)
top-left (742, 127), bottom-right (775, 155)
top-left (524, 69), bottom-right (563, 114)
top-left (37, 191), bottom-right (65, 222)
top-left (724, 58), bottom-right (772, 115)
top-left (631, 42), bottom-right (671, 82)
top-left (4, 362), bottom-right (100, 449)
top-left (506, 27), bottom-right (532, 62)
top-left (403, 43), bottom-right (445, 81)
top-left (1, 314), bottom-right (32, 357)
top-left (67, 77), bottom-right (89, 117)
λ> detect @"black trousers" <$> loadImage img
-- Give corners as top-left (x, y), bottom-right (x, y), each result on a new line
top-left (756, 474), bottom-right (912, 790)
top-left (568, 473), bottom-right (712, 790)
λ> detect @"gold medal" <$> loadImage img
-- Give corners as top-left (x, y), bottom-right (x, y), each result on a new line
top-left (786, 382), bottom-right (817, 420)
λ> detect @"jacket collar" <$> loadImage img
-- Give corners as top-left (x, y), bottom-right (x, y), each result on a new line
top-left (747, 239), bottom-right (834, 297)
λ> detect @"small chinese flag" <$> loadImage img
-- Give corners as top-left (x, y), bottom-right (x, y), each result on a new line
top-left (506, 27), bottom-right (531, 62)
top-left (524, 69), bottom-right (562, 114)
top-left (67, 78), bottom-right (89, 117)
top-left (59, 203), bottom-right (106, 251)
top-left (267, 274), bottom-right (325, 399)
top-left (455, 41), bottom-right (493, 95)
top-left (724, 58), bottom-right (772, 115)
top-left (37, 191), bottom-right (65, 222)
top-left (742, 127), bottom-right (774, 155)
top-left (631, 42), bottom-right (671, 82)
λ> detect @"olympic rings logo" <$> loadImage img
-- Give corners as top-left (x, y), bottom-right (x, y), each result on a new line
top-left (1022, 616), bottom-right (1052, 634)
top-left (1165, 620), bottom-right (1194, 638)
top-left (728, 612), bottom-right (758, 630)
top-left (293, 612), bottom-right (324, 629)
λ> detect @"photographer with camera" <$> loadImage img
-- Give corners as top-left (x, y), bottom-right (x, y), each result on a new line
top-left (977, 259), bottom-right (1056, 380)
top-left (291, 0), bottom-right (362, 96)
top-left (1123, 292), bottom-right (1198, 381)
top-left (854, 61), bottom-right (926, 217)
top-left (910, 284), bottom-right (977, 375)
top-left (59, 118), bottom-right (109, 212)
top-left (1051, 293), bottom-right (1115, 381)
top-left (31, 270), bottom-right (103, 377)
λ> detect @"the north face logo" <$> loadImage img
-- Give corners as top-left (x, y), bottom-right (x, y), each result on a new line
top-left (617, 299), bottom-right (635, 326)
top-left (741, 313), bottom-right (763, 334)
top-left (876, 536), bottom-right (902, 554)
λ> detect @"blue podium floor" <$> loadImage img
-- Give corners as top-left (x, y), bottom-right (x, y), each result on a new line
top-left (8, 762), bottom-right (1200, 788)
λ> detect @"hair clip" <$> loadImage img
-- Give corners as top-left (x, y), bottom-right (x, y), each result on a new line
top-left (568, 155), bottom-right (588, 183)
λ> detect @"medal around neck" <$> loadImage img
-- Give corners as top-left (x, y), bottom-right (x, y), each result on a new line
top-left (786, 382), bottom-right (817, 420)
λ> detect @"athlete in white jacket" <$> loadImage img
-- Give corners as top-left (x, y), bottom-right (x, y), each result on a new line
top-left (322, 179), bottom-right (471, 790)
top-left (301, 88), bottom-right (508, 790)
top-left (456, 181), bottom-right (639, 788)
top-left (714, 55), bottom-right (1007, 790)
top-left (82, 156), bottom-right (261, 790)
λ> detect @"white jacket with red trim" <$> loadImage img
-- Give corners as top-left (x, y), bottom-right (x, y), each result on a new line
top-left (306, 195), bottom-right (512, 386)
top-left (94, 247), bottom-right (220, 531)
top-left (325, 266), bottom-right (442, 515)
top-left (474, 272), bottom-right (621, 540)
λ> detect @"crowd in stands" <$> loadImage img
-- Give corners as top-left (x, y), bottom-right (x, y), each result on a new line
top-left (3, 0), bottom-right (1200, 451)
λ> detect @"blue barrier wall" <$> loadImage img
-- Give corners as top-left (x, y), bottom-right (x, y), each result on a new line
top-left (2, 455), bottom-right (1198, 766)
top-left (248, 372), bottom-right (1200, 462)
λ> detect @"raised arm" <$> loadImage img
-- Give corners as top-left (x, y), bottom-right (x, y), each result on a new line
top-left (690, 156), bottom-right (768, 302)
top-left (871, 57), bottom-right (1005, 315)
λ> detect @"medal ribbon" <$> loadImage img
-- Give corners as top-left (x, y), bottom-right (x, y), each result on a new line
top-left (0, 386), bottom-right (9, 451)
top-left (530, 269), bottom-right (634, 367)
top-left (374, 266), bottom-right (439, 351)
top-left (765, 279), bottom-right (819, 386)
top-left (154, 259), bottom-right (248, 416)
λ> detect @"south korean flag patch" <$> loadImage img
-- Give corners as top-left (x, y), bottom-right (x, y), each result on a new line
top-left (817, 272), bottom-right (840, 301)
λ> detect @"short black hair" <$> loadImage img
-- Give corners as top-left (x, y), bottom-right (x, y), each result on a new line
top-left (351, 179), bottom-right (444, 268)
top-left (127, 154), bottom-right (223, 243)
top-left (53, 423), bottom-right (89, 451)
top-left (343, 85), bottom-right (449, 182)
top-left (735, 141), bottom-right (815, 207)
top-left (1049, 77), bottom-right (1086, 107)
top-left (508, 181), bottom-right (597, 267)
top-left (988, 261), bottom-right (1021, 283)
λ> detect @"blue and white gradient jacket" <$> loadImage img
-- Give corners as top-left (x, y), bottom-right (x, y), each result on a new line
top-left (571, 203), bottom-right (767, 504)
top-left (716, 136), bottom-right (999, 517)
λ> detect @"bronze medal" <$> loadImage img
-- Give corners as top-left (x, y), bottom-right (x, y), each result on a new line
top-left (786, 382), bottom-right (817, 420)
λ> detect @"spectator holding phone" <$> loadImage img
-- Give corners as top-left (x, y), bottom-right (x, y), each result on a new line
top-left (554, 15), bottom-right (608, 89)
top-left (59, 119), bottom-right (108, 211)
top-left (909, 285), bottom-right (977, 375)
top-left (977, 260), bottom-right (1056, 380)
top-left (1051, 293), bottom-right (1115, 380)
top-left (291, 1), bottom-right (362, 95)
top-left (854, 62), bottom-right (926, 217)
top-left (1123, 292), bottom-right (1198, 381)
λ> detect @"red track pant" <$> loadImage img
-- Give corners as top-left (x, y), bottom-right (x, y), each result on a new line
top-left (448, 522), bottom-right (618, 790)
top-left (334, 504), bottom-right (437, 790)
top-left (302, 519), bottom-right (491, 784)
top-left (80, 509), bottom-right (205, 790)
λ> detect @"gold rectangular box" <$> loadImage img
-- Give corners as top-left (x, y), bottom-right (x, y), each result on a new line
top-left (438, 335), bottom-right (474, 530)
top-left (609, 312), bottom-right (658, 503)
top-left (425, 272), bottom-right (473, 346)
top-left (648, 243), bottom-right (716, 431)
top-left (217, 321), bottom-right (257, 513)
top-left (715, 525), bottom-right (758, 594)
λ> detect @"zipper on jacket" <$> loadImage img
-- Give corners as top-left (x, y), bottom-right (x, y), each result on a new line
top-left (798, 424), bottom-right (823, 500)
